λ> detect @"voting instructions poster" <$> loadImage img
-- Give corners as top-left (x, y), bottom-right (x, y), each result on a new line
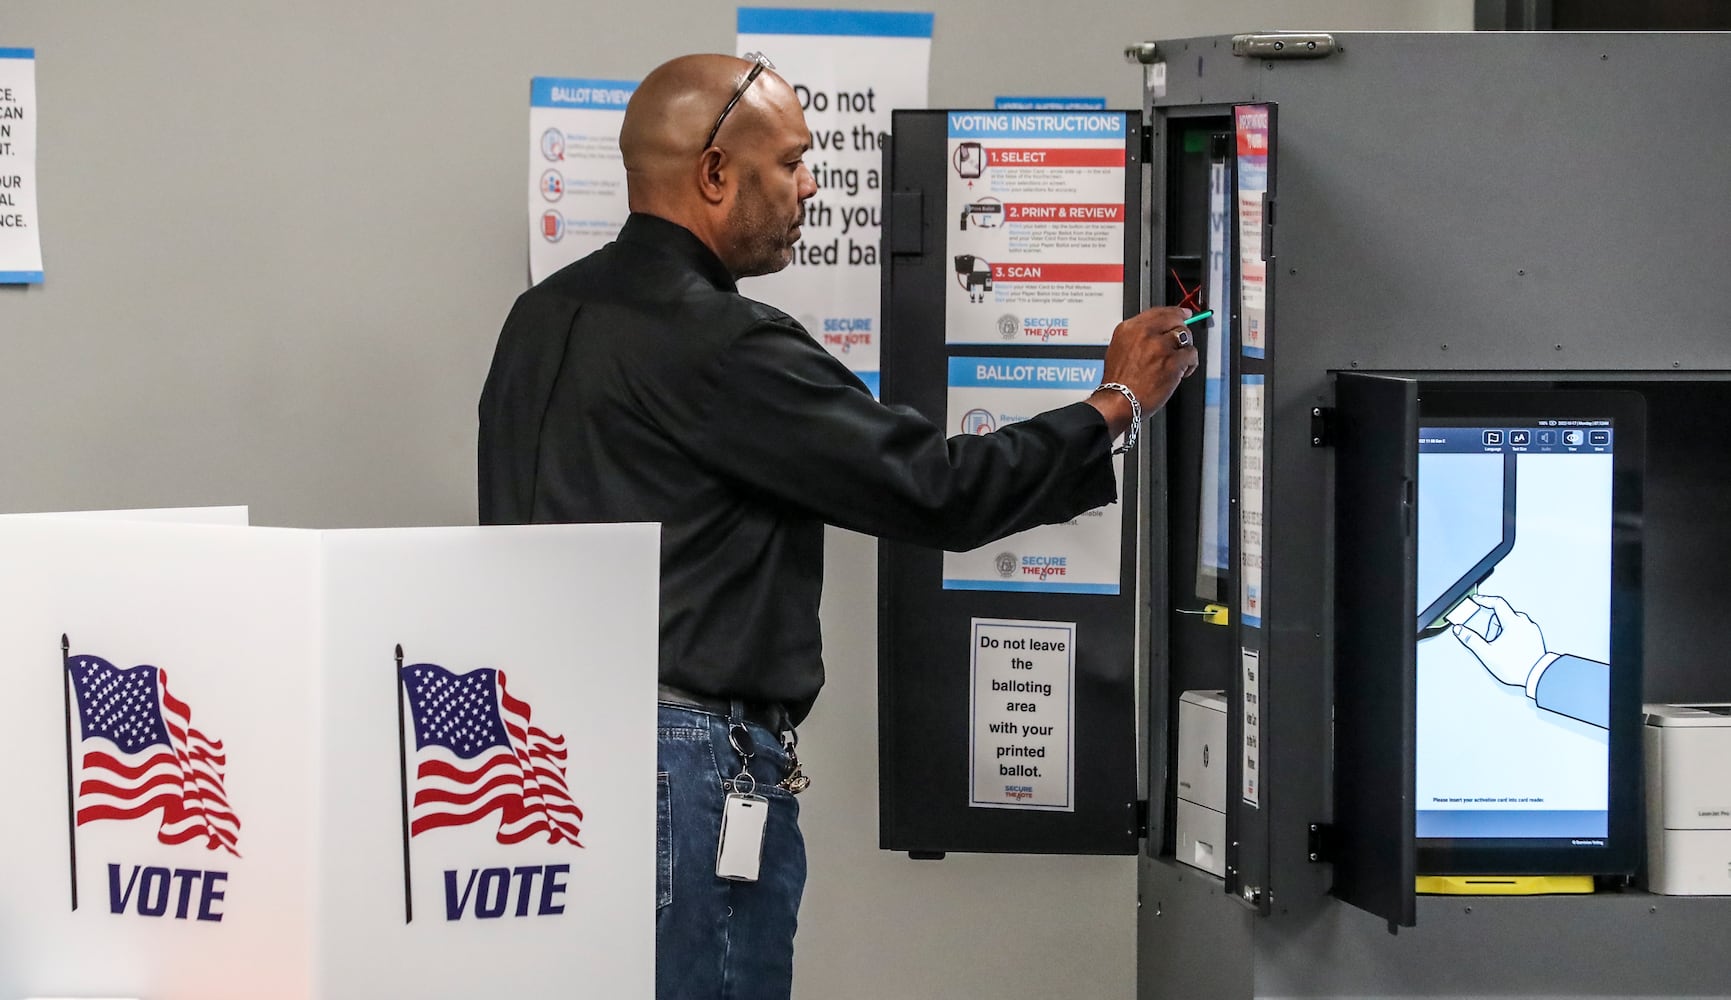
top-left (944, 357), bottom-right (1121, 593)
top-left (737, 7), bottom-right (935, 398)
top-left (528, 77), bottom-right (636, 285)
top-left (0, 48), bottom-right (42, 284)
top-left (945, 111), bottom-right (1128, 346)
top-left (969, 617), bottom-right (1076, 811)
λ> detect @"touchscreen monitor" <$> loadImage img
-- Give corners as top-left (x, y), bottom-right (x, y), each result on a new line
top-left (1413, 391), bottom-right (1642, 875)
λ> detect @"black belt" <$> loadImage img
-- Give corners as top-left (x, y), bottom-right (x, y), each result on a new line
top-left (657, 683), bottom-right (790, 735)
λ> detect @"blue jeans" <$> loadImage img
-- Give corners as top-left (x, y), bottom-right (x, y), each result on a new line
top-left (657, 704), bottom-right (806, 1000)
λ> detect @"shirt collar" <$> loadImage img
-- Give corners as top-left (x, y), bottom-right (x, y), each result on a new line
top-left (618, 213), bottom-right (738, 293)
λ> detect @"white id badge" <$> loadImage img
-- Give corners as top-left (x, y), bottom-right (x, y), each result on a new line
top-left (716, 792), bottom-right (769, 882)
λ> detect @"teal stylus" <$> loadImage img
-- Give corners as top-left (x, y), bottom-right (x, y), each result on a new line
top-left (1183, 310), bottom-right (1214, 326)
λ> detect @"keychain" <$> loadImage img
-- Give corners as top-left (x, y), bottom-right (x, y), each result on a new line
top-left (778, 728), bottom-right (811, 794)
top-left (716, 721), bottom-right (768, 882)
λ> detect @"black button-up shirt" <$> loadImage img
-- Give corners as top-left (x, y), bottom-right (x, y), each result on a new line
top-left (479, 213), bottom-right (1117, 724)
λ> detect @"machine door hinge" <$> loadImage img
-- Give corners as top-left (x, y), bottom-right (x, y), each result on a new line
top-left (1132, 798), bottom-right (1150, 839)
top-left (1310, 406), bottom-right (1336, 447)
top-left (1308, 822), bottom-right (1336, 862)
top-left (1232, 32), bottom-right (1338, 60)
top-left (1261, 194), bottom-right (1275, 263)
top-left (888, 190), bottom-right (924, 257)
top-left (1139, 124), bottom-right (1155, 163)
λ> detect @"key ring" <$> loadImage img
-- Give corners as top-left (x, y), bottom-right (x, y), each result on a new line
top-left (777, 726), bottom-right (811, 794)
top-left (727, 721), bottom-right (757, 794)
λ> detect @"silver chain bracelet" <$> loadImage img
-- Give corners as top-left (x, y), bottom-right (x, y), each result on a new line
top-left (1096, 382), bottom-right (1141, 454)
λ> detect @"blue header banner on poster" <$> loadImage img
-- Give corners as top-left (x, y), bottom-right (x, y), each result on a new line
top-left (946, 112), bottom-right (1127, 140)
top-left (737, 7), bottom-right (934, 37)
top-left (994, 96), bottom-right (1109, 111)
top-left (530, 78), bottom-right (637, 110)
top-left (948, 357), bottom-right (1103, 390)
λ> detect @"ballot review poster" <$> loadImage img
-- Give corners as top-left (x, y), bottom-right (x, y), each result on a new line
top-left (943, 357), bottom-right (1122, 593)
top-left (528, 77), bottom-right (637, 285)
top-left (944, 111), bottom-right (1128, 347)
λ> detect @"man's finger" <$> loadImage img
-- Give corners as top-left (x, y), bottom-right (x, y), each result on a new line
top-left (1453, 623), bottom-right (1490, 657)
top-left (1479, 594), bottom-right (1516, 617)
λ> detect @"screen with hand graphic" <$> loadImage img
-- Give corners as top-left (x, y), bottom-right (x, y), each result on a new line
top-left (1415, 420), bottom-right (1615, 849)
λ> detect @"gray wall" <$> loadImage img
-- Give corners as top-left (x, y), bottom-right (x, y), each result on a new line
top-left (0, 2), bottom-right (1467, 997)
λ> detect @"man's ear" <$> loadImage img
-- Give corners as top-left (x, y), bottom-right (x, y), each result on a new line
top-left (697, 148), bottom-right (729, 206)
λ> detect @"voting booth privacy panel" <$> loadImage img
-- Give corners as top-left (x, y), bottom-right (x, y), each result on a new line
top-left (878, 109), bottom-right (1147, 856)
top-left (0, 516), bottom-right (657, 1000)
top-left (1130, 30), bottom-right (1731, 1000)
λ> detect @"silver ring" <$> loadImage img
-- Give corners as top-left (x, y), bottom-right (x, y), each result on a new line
top-left (1173, 327), bottom-right (1193, 349)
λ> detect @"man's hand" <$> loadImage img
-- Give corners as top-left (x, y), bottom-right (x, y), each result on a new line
top-left (1453, 595), bottom-right (1548, 687)
top-left (1087, 306), bottom-right (1201, 439)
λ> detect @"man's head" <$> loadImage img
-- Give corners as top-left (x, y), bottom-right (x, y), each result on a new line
top-left (620, 54), bottom-right (818, 279)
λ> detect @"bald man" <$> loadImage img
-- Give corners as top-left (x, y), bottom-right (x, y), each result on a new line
top-left (479, 54), bottom-right (1196, 999)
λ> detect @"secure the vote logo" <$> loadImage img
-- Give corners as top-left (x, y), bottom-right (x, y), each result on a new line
top-left (1020, 554), bottom-right (1069, 580)
top-left (820, 317), bottom-right (873, 354)
top-left (62, 638), bottom-right (239, 923)
top-left (396, 647), bottom-right (584, 923)
top-left (1019, 316), bottom-right (1071, 342)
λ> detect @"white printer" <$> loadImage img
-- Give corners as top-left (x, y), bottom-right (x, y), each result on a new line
top-left (1175, 690), bottom-right (1227, 877)
top-left (1644, 703), bottom-right (1731, 895)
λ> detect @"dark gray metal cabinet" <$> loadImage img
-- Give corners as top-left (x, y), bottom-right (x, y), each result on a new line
top-left (1136, 30), bottom-right (1731, 999)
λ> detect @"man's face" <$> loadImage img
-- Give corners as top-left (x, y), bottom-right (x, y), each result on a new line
top-left (722, 91), bottom-right (817, 279)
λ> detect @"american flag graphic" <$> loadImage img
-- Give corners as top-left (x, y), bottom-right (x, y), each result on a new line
top-left (66, 654), bottom-right (240, 856)
top-left (401, 663), bottom-right (582, 845)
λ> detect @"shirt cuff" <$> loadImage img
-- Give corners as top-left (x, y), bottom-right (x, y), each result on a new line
top-left (1525, 652), bottom-right (1562, 699)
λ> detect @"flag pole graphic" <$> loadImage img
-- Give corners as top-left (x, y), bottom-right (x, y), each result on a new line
top-left (396, 644), bottom-right (413, 923)
top-left (61, 634), bottom-right (79, 911)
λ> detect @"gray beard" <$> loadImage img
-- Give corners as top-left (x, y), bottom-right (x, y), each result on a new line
top-left (725, 175), bottom-right (796, 279)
